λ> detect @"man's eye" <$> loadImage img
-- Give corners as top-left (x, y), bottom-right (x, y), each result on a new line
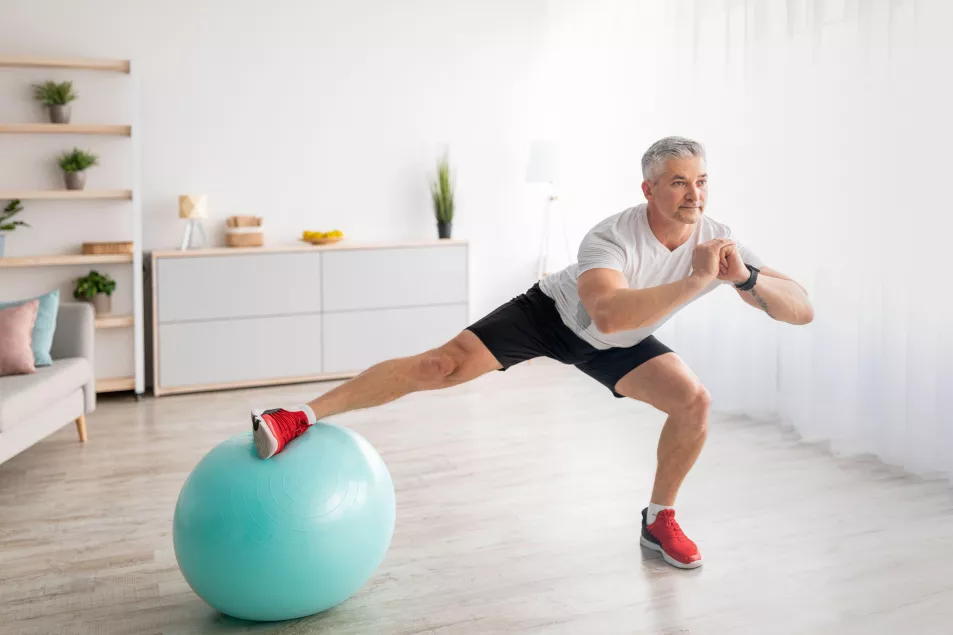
top-left (698, 180), bottom-right (707, 187)
top-left (673, 181), bottom-right (685, 186)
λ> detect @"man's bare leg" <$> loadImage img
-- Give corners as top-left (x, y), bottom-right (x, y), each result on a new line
top-left (252, 330), bottom-right (501, 458)
top-left (614, 352), bottom-right (710, 507)
top-left (613, 352), bottom-right (710, 568)
top-left (308, 329), bottom-right (502, 419)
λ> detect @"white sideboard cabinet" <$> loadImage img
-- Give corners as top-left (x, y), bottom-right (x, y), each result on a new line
top-left (146, 240), bottom-right (469, 396)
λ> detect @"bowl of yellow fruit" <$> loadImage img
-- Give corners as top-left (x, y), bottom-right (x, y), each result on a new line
top-left (301, 229), bottom-right (344, 245)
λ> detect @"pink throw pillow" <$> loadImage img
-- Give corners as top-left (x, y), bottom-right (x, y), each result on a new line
top-left (0, 299), bottom-right (39, 376)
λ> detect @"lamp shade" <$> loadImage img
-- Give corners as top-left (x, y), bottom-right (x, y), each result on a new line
top-left (179, 195), bottom-right (208, 220)
top-left (526, 140), bottom-right (560, 184)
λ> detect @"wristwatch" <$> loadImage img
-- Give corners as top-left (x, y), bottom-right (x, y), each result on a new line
top-left (735, 264), bottom-right (760, 291)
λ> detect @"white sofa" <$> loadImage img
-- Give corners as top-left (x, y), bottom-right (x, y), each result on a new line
top-left (0, 302), bottom-right (96, 464)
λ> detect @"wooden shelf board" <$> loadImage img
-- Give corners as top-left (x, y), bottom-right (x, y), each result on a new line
top-left (0, 254), bottom-right (133, 268)
top-left (0, 189), bottom-right (132, 200)
top-left (0, 57), bottom-right (130, 73)
top-left (0, 123), bottom-right (131, 136)
top-left (96, 314), bottom-right (134, 329)
top-left (97, 377), bottom-right (135, 393)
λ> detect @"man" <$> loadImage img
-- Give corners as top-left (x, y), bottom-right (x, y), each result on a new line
top-left (250, 136), bottom-right (814, 570)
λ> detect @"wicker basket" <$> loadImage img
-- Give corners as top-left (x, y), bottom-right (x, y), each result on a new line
top-left (225, 231), bottom-right (265, 248)
top-left (82, 241), bottom-right (134, 255)
top-left (225, 216), bottom-right (264, 248)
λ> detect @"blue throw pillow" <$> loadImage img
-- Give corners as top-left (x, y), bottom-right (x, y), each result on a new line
top-left (0, 289), bottom-right (60, 366)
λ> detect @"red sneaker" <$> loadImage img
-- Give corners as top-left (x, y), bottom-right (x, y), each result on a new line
top-left (251, 405), bottom-right (316, 459)
top-left (640, 508), bottom-right (703, 569)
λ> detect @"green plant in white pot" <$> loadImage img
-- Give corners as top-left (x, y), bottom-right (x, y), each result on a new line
top-left (430, 154), bottom-right (455, 239)
top-left (0, 199), bottom-right (29, 258)
top-left (74, 270), bottom-right (116, 315)
top-left (33, 80), bottom-right (78, 124)
top-left (58, 147), bottom-right (99, 191)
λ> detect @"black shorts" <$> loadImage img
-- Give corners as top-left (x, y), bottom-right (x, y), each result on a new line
top-left (466, 283), bottom-right (673, 398)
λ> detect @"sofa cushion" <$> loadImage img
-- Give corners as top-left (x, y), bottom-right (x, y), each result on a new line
top-left (0, 358), bottom-right (91, 432)
top-left (0, 289), bottom-right (60, 367)
top-left (0, 300), bottom-right (39, 377)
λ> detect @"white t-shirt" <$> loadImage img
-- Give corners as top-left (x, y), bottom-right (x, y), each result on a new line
top-left (538, 203), bottom-right (764, 350)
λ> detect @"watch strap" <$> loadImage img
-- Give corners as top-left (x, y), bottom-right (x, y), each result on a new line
top-left (735, 264), bottom-right (759, 291)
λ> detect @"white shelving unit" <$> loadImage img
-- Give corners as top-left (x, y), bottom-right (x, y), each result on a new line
top-left (0, 56), bottom-right (143, 398)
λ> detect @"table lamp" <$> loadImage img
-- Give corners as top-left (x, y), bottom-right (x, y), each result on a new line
top-left (179, 195), bottom-right (209, 251)
top-left (526, 140), bottom-right (570, 279)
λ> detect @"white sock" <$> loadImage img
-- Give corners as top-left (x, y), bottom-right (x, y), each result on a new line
top-left (646, 502), bottom-right (675, 526)
top-left (292, 404), bottom-right (317, 424)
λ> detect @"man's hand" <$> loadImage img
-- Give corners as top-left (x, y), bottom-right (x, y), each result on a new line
top-left (691, 239), bottom-right (734, 284)
top-left (718, 243), bottom-right (749, 284)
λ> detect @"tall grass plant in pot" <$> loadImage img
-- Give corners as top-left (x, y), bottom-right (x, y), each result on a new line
top-left (430, 155), bottom-right (455, 239)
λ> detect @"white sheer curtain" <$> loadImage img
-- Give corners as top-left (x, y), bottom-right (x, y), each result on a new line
top-left (542, 0), bottom-right (953, 481)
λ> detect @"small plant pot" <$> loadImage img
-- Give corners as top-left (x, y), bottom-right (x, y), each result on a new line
top-left (91, 293), bottom-right (111, 315)
top-left (49, 104), bottom-right (71, 124)
top-left (437, 221), bottom-right (452, 239)
top-left (64, 170), bottom-right (86, 191)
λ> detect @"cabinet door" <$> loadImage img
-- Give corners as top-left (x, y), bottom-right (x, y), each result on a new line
top-left (158, 314), bottom-right (322, 389)
top-left (157, 252), bottom-right (322, 323)
top-left (322, 304), bottom-right (468, 373)
top-left (321, 246), bottom-right (467, 312)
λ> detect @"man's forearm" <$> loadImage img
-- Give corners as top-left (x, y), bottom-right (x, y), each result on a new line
top-left (595, 276), bottom-right (709, 333)
top-left (743, 275), bottom-right (814, 324)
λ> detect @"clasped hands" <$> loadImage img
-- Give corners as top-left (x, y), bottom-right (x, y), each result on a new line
top-left (690, 239), bottom-right (750, 285)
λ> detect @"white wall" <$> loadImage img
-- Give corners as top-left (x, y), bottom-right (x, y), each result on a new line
top-left (0, 0), bottom-right (567, 321)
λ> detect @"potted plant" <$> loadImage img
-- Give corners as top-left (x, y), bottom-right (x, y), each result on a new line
top-left (57, 147), bottom-right (99, 190)
top-left (32, 80), bottom-right (78, 124)
top-left (0, 199), bottom-right (29, 258)
top-left (73, 270), bottom-right (116, 315)
top-left (430, 154), bottom-right (455, 239)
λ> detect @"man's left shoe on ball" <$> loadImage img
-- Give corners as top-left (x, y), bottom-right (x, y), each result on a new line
top-left (251, 405), bottom-right (316, 459)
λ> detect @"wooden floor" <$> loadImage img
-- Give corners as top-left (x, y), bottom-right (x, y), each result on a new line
top-left (2, 360), bottom-right (953, 635)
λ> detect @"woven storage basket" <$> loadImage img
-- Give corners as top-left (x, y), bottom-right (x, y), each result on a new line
top-left (82, 241), bottom-right (134, 255)
top-left (225, 216), bottom-right (264, 248)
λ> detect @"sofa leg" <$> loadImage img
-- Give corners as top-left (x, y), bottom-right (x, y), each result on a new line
top-left (75, 415), bottom-right (87, 443)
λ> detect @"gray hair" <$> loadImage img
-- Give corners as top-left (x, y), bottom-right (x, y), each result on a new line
top-left (641, 136), bottom-right (706, 181)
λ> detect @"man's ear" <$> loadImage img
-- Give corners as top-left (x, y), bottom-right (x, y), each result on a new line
top-left (641, 179), bottom-right (653, 201)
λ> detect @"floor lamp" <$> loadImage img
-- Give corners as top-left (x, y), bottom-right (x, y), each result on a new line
top-left (526, 140), bottom-right (571, 280)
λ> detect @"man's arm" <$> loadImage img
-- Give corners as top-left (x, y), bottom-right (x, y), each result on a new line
top-left (579, 238), bottom-right (731, 334)
top-left (727, 262), bottom-right (814, 325)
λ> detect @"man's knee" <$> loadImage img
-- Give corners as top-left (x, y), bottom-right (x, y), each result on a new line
top-left (675, 383), bottom-right (711, 433)
top-left (415, 343), bottom-right (464, 384)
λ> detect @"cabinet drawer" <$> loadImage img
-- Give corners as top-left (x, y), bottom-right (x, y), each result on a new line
top-left (322, 304), bottom-right (468, 373)
top-left (157, 252), bottom-right (322, 323)
top-left (158, 314), bottom-right (322, 389)
top-left (321, 246), bottom-right (466, 312)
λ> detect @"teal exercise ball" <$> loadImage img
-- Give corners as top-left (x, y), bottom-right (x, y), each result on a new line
top-left (172, 425), bottom-right (395, 622)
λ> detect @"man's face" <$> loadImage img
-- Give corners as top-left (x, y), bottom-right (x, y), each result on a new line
top-left (642, 156), bottom-right (708, 224)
